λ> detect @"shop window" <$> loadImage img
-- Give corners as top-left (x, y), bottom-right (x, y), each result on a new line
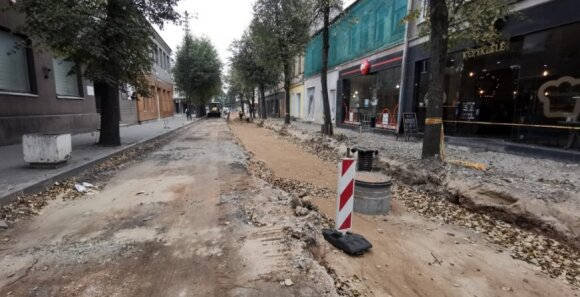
top-left (342, 66), bottom-right (401, 128)
top-left (53, 58), bottom-right (81, 97)
top-left (418, 0), bottom-right (429, 24)
top-left (413, 22), bottom-right (580, 149)
top-left (0, 31), bottom-right (31, 93)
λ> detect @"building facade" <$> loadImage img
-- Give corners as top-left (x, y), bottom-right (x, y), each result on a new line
top-left (402, 0), bottom-right (580, 150)
top-left (136, 30), bottom-right (175, 123)
top-left (303, 0), bottom-right (408, 127)
top-left (0, 5), bottom-right (99, 145)
top-left (301, 0), bottom-right (580, 151)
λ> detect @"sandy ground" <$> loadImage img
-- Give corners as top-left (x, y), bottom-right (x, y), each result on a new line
top-left (229, 119), bottom-right (578, 297)
top-left (0, 120), bottom-right (337, 297)
top-left (272, 120), bottom-right (580, 248)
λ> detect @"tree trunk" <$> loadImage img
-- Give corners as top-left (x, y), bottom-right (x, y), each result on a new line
top-left (422, 0), bottom-right (449, 160)
top-left (320, 2), bottom-right (334, 136)
top-left (98, 0), bottom-right (122, 146)
top-left (251, 89), bottom-right (256, 119)
top-left (260, 83), bottom-right (267, 119)
top-left (98, 82), bottom-right (121, 146)
top-left (240, 94), bottom-right (245, 115)
top-left (283, 61), bottom-right (291, 124)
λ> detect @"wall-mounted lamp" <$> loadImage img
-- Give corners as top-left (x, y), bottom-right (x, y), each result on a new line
top-left (42, 67), bottom-right (52, 79)
top-left (9, 0), bottom-right (17, 5)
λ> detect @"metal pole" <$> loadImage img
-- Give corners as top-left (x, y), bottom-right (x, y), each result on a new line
top-left (396, 0), bottom-right (413, 133)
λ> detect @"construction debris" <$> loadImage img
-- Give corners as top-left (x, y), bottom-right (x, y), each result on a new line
top-left (261, 119), bottom-right (580, 288)
top-left (446, 159), bottom-right (487, 171)
top-left (0, 138), bottom-right (169, 222)
top-left (396, 183), bottom-right (580, 286)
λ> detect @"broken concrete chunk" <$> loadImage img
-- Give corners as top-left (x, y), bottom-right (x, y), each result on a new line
top-left (291, 196), bottom-right (303, 208)
top-left (301, 196), bottom-right (313, 206)
top-left (0, 220), bottom-right (8, 229)
top-left (284, 278), bottom-right (294, 287)
top-left (295, 206), bottom-right (309, 217)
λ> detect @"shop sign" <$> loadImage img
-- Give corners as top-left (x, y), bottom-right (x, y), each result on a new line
top-left (463, 42), bottom-right (508, 60)
top-left (538, 76), bottom-right (580, 119)
top-left (360, 60), bottom-right (371, 75)
top-left (403, 113), bottom-right (419, 141)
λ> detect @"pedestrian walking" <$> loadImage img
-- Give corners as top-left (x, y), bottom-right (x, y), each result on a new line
top-left (185, 107), bottom-right (192, 120)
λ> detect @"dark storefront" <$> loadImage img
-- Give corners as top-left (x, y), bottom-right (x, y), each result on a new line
top-left (265, 91), bottom-right (285, 118)
top-left (338, 53), bottom-right (403, 131)
top-left (406, 0), bottom-right (580, 150)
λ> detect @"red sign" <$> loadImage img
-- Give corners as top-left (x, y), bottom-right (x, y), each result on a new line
top-left (360, 60), bottom-right (371, 75)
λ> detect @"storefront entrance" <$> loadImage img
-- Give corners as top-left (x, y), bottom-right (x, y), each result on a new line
top-left (341, 66), bottom-right (401, 130)
top-left (413, 22), bottom-right (580, 150)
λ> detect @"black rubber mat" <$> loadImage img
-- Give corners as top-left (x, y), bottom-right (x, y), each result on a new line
top-left (322, 229), bottom-right (372, 256)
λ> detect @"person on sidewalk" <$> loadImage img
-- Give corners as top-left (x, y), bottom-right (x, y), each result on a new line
top-left (185, 107), bottom-right (192, 121)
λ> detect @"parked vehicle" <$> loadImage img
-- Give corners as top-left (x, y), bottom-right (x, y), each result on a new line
top-left (207, 102), bottom-right (222, 118)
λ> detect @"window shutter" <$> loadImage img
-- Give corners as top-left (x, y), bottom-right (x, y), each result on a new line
top-left (53, 58), bottom-right (80, 97)
top-left (0, 31), bottom-right (30, 93)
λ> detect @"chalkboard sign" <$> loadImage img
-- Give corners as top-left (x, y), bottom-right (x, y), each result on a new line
top-left (403, 112), bottom-right (419, 141)
top-left (459, 101), bottom-right (479, 120)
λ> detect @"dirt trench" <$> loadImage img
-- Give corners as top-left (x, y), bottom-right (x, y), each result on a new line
top-left (230, 119), bottom-right (579, 297)
top-left (265, 120), bottom-right (580, 251)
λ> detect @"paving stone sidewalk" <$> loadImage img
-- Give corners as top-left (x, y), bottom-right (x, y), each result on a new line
top-left (0, 115), bottom-right (200, 202)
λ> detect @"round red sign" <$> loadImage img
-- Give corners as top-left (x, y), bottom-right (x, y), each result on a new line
top-left (360, 60), bottom-right (371, 75)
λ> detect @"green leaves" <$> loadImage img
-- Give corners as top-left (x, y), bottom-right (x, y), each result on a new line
top-left (13, 0), bottom-right (180, 94)
top-left (406, 0), bottom-right (513, 48)
top-left (251, 0), bottom-right (311, 72)
top-left (173, 34), bottom-right (222, 106)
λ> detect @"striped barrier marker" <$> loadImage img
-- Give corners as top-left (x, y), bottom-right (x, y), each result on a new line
top-left (336, 158), bottom-right (356, 233)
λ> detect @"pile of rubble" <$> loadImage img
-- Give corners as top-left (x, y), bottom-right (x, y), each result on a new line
top-left (395, 183), bottom-right (580, 286)
top-left (262, 120), bottom-right (580, 289)
top-left (242, 154), bottom-right (367, 296)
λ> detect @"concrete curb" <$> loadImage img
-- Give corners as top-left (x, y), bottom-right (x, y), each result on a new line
top-left (0, 117), bottom-right (205, 207)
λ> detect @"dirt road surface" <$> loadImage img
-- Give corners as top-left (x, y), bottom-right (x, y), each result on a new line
top-left (0, 120), bottom-right (336, 297)
top-left (229, 120), bottom-right (578, 297)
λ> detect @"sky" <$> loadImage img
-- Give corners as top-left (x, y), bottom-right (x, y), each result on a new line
top-left (156, 0), bottom-right (357, 66)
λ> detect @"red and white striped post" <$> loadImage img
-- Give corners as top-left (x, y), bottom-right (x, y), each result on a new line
top-left (336, 158), bottom-right (356, 233)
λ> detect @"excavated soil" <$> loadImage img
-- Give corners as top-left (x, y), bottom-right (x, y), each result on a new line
top-left (230, 119), bottom-right (579, 297)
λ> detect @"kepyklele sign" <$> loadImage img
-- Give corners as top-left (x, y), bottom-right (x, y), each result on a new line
top-left (463, 42), bottom-right (508, 60)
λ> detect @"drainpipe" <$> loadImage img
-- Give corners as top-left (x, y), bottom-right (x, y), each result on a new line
top-left (396, 0), bottom-right (413, 133)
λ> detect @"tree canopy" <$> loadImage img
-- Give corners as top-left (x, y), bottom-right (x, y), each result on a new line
top-left (173, 25), bottom-right (222, 112)
top-left (251, 0), bottom-right (311, 123)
